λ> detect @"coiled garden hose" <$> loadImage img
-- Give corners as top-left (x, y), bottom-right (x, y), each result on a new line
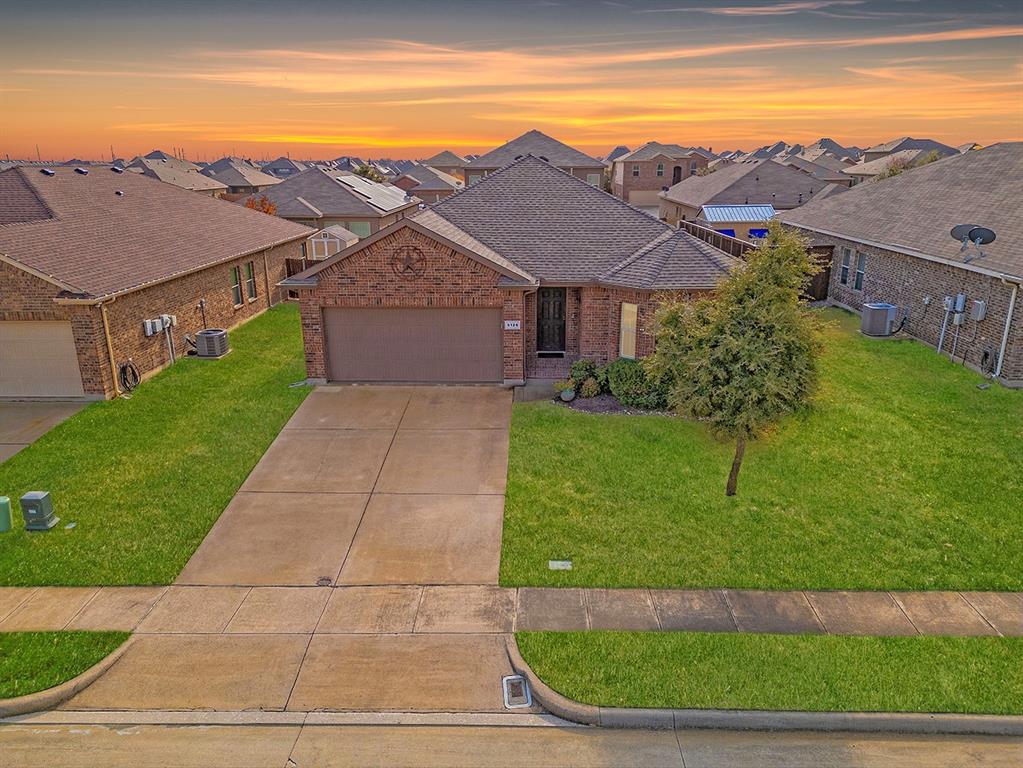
top-left (118, 360), bottom-right (141, 392)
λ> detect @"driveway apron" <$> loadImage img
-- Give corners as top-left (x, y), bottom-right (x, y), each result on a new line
top-left (65, 385), bottom-right (520, 713)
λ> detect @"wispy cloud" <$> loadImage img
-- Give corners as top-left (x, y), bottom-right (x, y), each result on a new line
top-left (639, 1), bottom-right (864, 16)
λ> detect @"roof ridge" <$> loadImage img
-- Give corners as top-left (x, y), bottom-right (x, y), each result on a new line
top-left (599, 229), bottom-right (676, 281)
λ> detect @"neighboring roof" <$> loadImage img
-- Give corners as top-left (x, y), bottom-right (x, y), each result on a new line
top-left (309, 224), bottom-right (359, 246)
top-left (864, 136), bottom-right (957, 156)
top-left (464, 130), bottom-right (604, 170)
top-left (201, 157), bottom-right (280, 189)
top-left (779, 142), bottom-right (1023, 279)
top-left (396, 164), bottom-right (463, 192)
top-left (778, 156), bottom-right (849, 183)
top-left (843, 149), bottom-right (934, 177)
top-left (660, 159), bottom-right (830, 210)
top-left (599, 228), bottom-right (738, 290)
top-left (604, 145), bottom-right (631, 163)
top-left (286, 155), bottom-right (737, 291)
top-left (797, 151), bottom-right (854, 172)
top-left (615, 142), bottom-right (696, 163)
top-left (262, 156), bottom-right (308, 176)
top-left (127, 157), bottom-right (229, 192)
top-left (251, 167), bottom-right (416, 218)
top-left (700, 204), bottom-right (776, 223)
top-left (958, 142), bottom-right (981, 154)
top-left (423, 150), bottom-right (465, 167)
top-left (748, 141), bottom-right (791, 160)
top-left (800, 138), bottom-right (861, 162)
top-left (0, 165), bottom-right (312, 299)
top-left (143, 149), bottom-right (175, 160)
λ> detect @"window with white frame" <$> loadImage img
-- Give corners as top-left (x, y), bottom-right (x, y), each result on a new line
top-left (689, 160), bottom-right (698, 174)
top-left (854, 251), bottom-right (866, 290)
top-left (619, 302), bottom-right (638, 359)
top-left (245, 260), bottom-right (257, 300)
top-left (632, 164), bottom-right (640, 177)
top-left (586, 172), bottom-right (601, 186)
top-left (656, 163), bottom-right (664, 177)
top-left (839, 248), bottom-right (851, 284)
top-left (230, 266), bottom-right (243, 306)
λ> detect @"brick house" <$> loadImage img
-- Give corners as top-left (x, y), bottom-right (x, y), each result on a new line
top-left (781, 142), bottom-right (1023, 386)
top-left (464, 130), bottom-right (606, 186)
top-left (282, 155), bottom-right (737, 386)
top-left (611, 142), bottom-right (710, 206)
top-left (392, 164), bottom-right (463, 203)
top-left (248, 167), bottom-right (420, 238)
top-left (0, 165), bottom-right (312, 399)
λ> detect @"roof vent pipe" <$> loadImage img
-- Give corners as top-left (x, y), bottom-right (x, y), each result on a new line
top-left (40, 168), bottom-right (55, 176)
top-left (74, 167), bottom-right (89, 175)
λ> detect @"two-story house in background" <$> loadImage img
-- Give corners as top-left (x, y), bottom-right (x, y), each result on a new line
top-left (611, 142), bottom-right (710, 207)
top-left (464, 130), bottom-right (605, 186)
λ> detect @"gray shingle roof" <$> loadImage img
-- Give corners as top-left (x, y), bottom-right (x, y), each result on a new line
top-left (777, 156), bottom-right (849, 184)
top-left (661, 159), bottom-right (831, 210)
top-left (865, 136), bottom-right (957, 155)
top-left (423, 150), bottom-right (465, 167)
top-left (250, 168), bottom-right (416, 218)
top-left (201, 157), bottom-right (280, 189)
top-left (396, 164), bottom-right (463, 192)
top-left (599, 228), bottom-right (738, 290)
top-left (127, 157), bottom-right (229, 192)
top-left (843, 149), bottom-right (936, 177)
top-left (779, 142), bottom-right (1023, 279)
top-left (616, 142), bottom-right (696, 163)
top-left (464, 130), bottom-right (603, 171)
top-left (0, 165), bottom-right (312, 298)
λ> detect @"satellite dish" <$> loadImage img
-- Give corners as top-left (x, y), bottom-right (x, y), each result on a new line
top-left (950, 223), bottom-right (981, 241)
top-left (967, 226), bottom-right (996, 245)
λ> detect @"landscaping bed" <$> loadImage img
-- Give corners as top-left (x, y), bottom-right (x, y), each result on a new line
top-left (0, 304), bottom-right (310, 585)
top-left (501, 309), bottom-right (1023, 590)
top-left (516, 631), bottom-right (1023, 715)
top-left (0, 632), bottom-right (129, 699)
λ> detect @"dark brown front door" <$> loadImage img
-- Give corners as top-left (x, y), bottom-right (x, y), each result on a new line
top-left (537, 287), bottom-right (566, 353)
top-left (672, 166), bottom-right (682, 184)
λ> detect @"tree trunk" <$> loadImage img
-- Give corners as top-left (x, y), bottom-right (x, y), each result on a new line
top-left (726, 435), bottom-right (746, 497)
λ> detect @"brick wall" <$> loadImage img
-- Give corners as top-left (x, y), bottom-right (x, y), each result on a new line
top-left (294, 227), bottom-right (526, 383)
top-left (1, 239), bottom-right (302, 398)
top-left (800, 229), bottom-right (1022, 384)
top-left (612, 155), bottom-right (708, 205)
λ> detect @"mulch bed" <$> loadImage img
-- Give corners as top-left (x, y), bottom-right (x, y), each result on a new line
top-left (557, 393), bottom-right (672, 417)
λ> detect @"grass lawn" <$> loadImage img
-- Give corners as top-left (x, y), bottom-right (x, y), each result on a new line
top-left (501, 309), bottom-right (1022, 590)
top-left (0, 304), bottom-right (310, 586)
top-left (517, 631), bottom-right (1023, 715)
top-left (0, 632), bottom-right (129, 699)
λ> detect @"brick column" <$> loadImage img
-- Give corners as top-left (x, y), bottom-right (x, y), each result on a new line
top-left (502, 290), bottom-right (525, 384)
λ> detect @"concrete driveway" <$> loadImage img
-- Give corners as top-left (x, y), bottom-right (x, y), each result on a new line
top-left (0, 402), bottom-right (82, 463)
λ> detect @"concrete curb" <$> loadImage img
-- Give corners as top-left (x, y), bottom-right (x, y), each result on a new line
top-left (0, 636), bottom-right (133, 718)
top-left (504, 636), bottom-right (1023, 736)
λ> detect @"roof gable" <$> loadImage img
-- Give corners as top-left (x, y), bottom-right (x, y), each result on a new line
top-left (464, 130), bottom-right (603, 170)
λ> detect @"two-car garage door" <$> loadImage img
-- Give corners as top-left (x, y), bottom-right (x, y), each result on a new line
top-left (323, 308), bottom-right (503, 383)
top-left (0, 321), bottom-right (86, 398)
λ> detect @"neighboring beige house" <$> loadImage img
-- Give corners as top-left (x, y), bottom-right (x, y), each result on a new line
top-left (126, 156), bottom-right (228, 197)
top-left (248, 167), bottom-right (419, 237)
top-left (464, 130), bottom-right (605, 185)
top-left (659, 159), bottom-right (837, 226)
top-left (422, 150), bottom-right (466, 180)
top-left (611, 142), bottom-right (709, 206)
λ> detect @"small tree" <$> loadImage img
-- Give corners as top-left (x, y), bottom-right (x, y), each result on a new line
top-left (355, 164), bottom-right (385, 182)
top-left (873, 149), bottom-right (942, 182)
top-left (647, 222), bottom-right (820, 496)
top-left (244, 194), bottom-right (277, 215)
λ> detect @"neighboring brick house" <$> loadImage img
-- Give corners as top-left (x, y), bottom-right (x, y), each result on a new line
top-left (282, 155), bottom-right (737, 386)
top-left (781, 142), bottom-right (1023, 386)
top-left (611, 142), bottom-right (710, 206)
top-left (247, 167), bottom-right (420, 238)
top-left (659, 158), bottom-right (838, 229)
top-left (392, 164), bottom-right (463, 203)
top-left (0, 165), bottom-right (311, 399)
top-left (126, 156), bottom-right (228, 197)
top-left (464, 130), bottom-right (605, 186)
top-left (200, 156), bottom-right (281, 198)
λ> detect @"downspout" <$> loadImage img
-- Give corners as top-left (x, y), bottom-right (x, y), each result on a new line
top-left (99, 300), bottom-right (121, 397)
top-left (993, 277), bottom-right (1019, 379)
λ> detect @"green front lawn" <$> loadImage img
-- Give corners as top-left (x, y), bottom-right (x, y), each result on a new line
top-left (0, 632), bottom-right (129, 699)
top-left (0, 305), bottom-right (310, 585)
top-left (502, 309), bottom-right (1022, 590)
top-left (517, 632), bottom-right (1023, 715)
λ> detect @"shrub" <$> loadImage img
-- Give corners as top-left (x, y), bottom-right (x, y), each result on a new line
top-left (602, 358), bottom-right (669, 409)
top-left (553, 378), bottom-right (576, 395)
top-left (569, 359), bottom-right (599, 387)
top-left (579, 376), bottom-right (601, 398)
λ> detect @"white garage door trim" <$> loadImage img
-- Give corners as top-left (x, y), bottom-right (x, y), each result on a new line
top-left (0, 321), bottom-right (86, 398)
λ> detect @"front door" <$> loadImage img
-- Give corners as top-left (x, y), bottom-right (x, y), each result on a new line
top-left (672, 166), bottom-right (682, 184)
top-left (537, 287), bottom-right (566, 354)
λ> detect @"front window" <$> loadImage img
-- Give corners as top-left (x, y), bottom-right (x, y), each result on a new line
top-left (230, 266), bottom-right (242, 306)
top-left (245, 261), bottom-right (257, 300)
top-left (586, 173), bottom-right (601, 186)
top-left (347, 221), bottom-right (371, 238)
top-left (839, 248), bottom-right (851, 285)
top-left (656, 163), bottom-right (664, 177)
top-left (854, 252), bottom-right (867, 290)
top-left (619, 302), bottom-right (638, 359)
top-left (632, 164), bottom-right (640, 177)
top-left (690, 160), bottom-right (698, 174)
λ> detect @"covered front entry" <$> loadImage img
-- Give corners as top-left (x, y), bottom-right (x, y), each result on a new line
top-left (0, 321), bottom-right (86, 398)
top-left (323, 307), bottom-right (504, 383)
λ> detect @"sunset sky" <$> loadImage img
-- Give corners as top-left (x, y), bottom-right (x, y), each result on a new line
top-left (2, 0), bottom-right (1021, 161)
